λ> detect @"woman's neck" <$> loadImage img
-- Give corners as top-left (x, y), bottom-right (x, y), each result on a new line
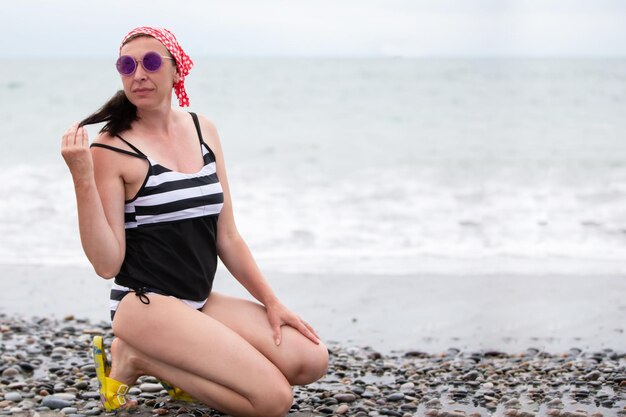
top-left (135, 106), bottom-right (179, 138)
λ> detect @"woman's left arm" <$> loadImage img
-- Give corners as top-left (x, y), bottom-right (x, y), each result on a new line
top-left (199, 115), bottom-right (320, 346)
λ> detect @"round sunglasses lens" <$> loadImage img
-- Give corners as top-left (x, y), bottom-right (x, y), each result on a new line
top-left (142, 52), bottom-right (163, 72)
top-left (116, 56), bottom-right (136, 75)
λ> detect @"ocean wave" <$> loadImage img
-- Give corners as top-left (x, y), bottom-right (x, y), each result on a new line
top-left (1, 163), bottom-right (625, 275)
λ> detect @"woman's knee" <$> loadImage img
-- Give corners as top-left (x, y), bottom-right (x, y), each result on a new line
top-left (254, 381), bottom-right (293, 417)
top-left (287, 341), bottom-right (329, 385)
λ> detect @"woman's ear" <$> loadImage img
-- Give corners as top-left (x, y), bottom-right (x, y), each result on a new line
top-left (173, 71), bottom-right (181, 85)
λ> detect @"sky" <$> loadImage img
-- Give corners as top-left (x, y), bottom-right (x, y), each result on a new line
top-left (2, 0), bottom-right (626, 58)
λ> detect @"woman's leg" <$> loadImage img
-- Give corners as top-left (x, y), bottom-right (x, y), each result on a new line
top-left (109, 293), bottom-right (293, 417)
top-left (201, 292), bottom-right (329, 385)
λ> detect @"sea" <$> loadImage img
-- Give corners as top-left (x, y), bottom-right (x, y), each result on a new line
top-left (1, 57), bottom-right (626, 276)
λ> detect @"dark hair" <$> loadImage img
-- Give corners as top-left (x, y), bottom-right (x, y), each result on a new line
top-left (78, 90), bottom-right (138, 136)
top-left (78, 33), bottom-right (177, 137)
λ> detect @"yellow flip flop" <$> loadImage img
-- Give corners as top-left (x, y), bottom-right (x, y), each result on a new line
top-left (92, 336), bottom-right (137, 412)
top-left (159, 379), bottom-right (194, 403)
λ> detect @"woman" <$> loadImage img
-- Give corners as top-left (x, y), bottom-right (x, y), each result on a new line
top-left (61, 26), bottom-right (328, 417)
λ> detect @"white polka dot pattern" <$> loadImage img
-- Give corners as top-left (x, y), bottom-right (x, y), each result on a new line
top-left (121, 27), bottom-right (194, 107)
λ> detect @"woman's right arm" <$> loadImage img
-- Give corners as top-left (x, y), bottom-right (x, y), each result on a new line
top-left (61, 123), bottom-right (126, 279)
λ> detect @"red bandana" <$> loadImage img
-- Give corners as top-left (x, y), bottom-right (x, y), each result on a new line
top-left (121, 27), bottom-right (194, 107)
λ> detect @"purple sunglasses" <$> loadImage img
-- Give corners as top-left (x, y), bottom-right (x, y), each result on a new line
top-left (116, 51), bottom-right (174, 76)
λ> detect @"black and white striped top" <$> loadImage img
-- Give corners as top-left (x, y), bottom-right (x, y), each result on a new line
top-left (91, 112), bottom-right (224, 302)
top-left (123, 136), bottom-right (223, 229)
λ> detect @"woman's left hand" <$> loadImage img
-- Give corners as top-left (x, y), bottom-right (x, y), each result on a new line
top-left (265, 301), bottom-right (320, 346)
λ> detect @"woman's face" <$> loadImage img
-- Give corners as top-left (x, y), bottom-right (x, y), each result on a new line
top-left (118, 36), bottom-right (179, 109)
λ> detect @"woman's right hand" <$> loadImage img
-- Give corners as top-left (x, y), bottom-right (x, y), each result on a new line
top-left (61, 123), bottom-right (93, 183)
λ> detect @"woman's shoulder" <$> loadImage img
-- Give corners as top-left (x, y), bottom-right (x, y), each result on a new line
top-left (186, 111), bottom-right (222, 148)
top-left (91, 131), bottom-right (122, 153)
top-left (92, 130), bottom-right (116, 144)
top-left (184, 111), bottom-right (218, 133)
top-left (91, 130), bottom-right (134, 148)
top-left (90, 130), bottom-right (145, 161)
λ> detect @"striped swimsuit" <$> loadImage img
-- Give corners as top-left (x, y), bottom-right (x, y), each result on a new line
top-left (90, 112), bottom-right (224, 320)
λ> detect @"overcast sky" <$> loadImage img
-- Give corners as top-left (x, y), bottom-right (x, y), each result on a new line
top-left (3, 0), bottom-right (626, 58)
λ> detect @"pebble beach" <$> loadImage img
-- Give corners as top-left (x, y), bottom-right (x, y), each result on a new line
top-left (1, 314), bottom-right (624, 417)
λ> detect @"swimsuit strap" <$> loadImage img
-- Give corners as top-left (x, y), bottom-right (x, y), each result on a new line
top-left (90, 143), bottom-right (147, 160)
top-left (189, 112), bottom-right (205, 145)
top-left (114, 134), bottom-right (148, 157)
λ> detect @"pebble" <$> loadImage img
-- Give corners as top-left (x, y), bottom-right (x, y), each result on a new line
top-left (41, 396), bottom-right (73, 409)
top-left (439, 412), bottom-right (462, 417)
top-left (504, 398), bottom-right (521, 409)
top-left (82, 328), bottom-right (104, 335)
top-left (18, 362), bottom-right (35, 372)
top-left (315, 405), bottom-right (335, 414)
top-left (584, 370), bottom-right (602, 381)
top-left (426, 399), bottom-right (442, 409)
top-left (547, 398), bottom-right (564, 408)
top-left (336, 404), bottom-right (349, 414)
top-left (139, 382), bottom-right (164, 392)
top-left (462, 370), bottom-right (481, 381)
top-left (400, 382), bottom-right (414, 391)
top-left (334, 393), bottom-right (357, 403)
top-left (386, 393), bottom-right (404, 402)
top-left (54, 393), bottom-right (77, 401)
top-left (52, 347), bottom-right (69, 356)
top-left (73, 381), bottom-right (89, 390)
top-left (20, 400), bottom-right (35, 410)
top-left (3, 392), bottom-right (22, 402)
top-left (1, 367), bottom-right (19, 378)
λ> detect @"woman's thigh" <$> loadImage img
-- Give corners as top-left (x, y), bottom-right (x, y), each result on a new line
top-left (201, 292), bottom-right (328, 384)
top-left (112, 292), bottom-right (290, 397)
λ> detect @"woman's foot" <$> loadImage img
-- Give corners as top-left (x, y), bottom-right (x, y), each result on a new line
top-left (92, 336), bottom-right (140, 412)
top-left (109, 337), bottom-right (143, 384)
top-left (108, 338), bottom-right (194, 403)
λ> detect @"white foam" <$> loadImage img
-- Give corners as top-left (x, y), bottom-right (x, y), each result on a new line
top-left (2, 160), bottom-right (626, 275)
